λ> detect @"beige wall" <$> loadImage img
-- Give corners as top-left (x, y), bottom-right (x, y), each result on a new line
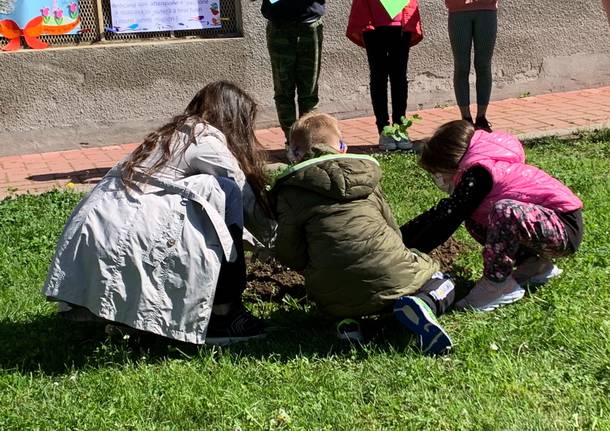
top-left (1, 0), bottom-right (609, 156)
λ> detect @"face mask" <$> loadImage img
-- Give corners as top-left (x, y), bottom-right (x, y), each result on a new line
top-left (431, 173), bottom-right (454, 194)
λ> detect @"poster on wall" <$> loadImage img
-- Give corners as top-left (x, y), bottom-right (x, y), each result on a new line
top-left (108, 0), bottom-right (222, 33)
top-left (0, 0), bottom-right (81, 50)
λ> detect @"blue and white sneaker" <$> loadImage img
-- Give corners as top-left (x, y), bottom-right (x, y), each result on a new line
top-left (393, 296), bottom-right (453, 355)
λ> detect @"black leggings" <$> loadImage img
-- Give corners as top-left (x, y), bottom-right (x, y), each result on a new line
top-left (363, 27), bottom-right (412, 134)
top-left (213, 224), bottom-right (246, 305)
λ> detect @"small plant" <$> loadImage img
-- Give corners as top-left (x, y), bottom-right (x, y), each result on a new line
top-left (519, 91), bottom-right (531, 99)
top-left (382, 114), bottom-right (422, 142)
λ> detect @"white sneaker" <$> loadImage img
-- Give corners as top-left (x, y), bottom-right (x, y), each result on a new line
top-left (378, 134), bottom-right (397, 151)
top-left (455, 276), bottom-right (525, 312)
top-left (396, 138), bottom-right (413, 151)
top-left (512, 257), bottom-right (562, 286)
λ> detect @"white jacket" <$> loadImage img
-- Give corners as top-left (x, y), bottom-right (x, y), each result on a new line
top-left (42, 123), bottom-right (276, 344)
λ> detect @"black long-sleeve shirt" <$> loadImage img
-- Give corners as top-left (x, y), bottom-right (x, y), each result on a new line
top-left (261, 0), bottom-right (325, 23)
top-left (401, 166), bottom-right (493, 253)
top-left (401, 166), bottom-right (584, 254)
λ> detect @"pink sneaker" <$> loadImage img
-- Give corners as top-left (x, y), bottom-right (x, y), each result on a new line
top-left (455, 276), bottom-right (525, 312)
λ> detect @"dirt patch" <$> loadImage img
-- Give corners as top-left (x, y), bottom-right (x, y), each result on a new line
top-left (429, 237), bottom-right (473, 273)
top-left (245, 258), bottom-right (306, 303)
top-left (245, 238), bottom-right (473, 303)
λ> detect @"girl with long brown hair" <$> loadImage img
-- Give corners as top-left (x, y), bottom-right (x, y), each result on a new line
top-left (43, 81), bottom-right (276, 345)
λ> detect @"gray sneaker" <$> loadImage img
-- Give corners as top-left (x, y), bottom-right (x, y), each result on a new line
top-left (396, 138), bottom-right (413, 151)
top-left (512, 257), bottom-right (562, 286)
top-left (455, 276), bottom-right (525, 312)
top-left (378, 135), bottom-right (397, 151)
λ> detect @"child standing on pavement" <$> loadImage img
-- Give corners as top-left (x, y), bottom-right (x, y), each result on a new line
top-left (445, 0), bottom-right (498, 131)
top-left (272, 112), bottom-right (456, 355)
top-left (260, 0), bottom-right (325, 160)
top-left (346, 0), bottom-right (424, 151)
top-left (401, 120), bottom-right (583, 312)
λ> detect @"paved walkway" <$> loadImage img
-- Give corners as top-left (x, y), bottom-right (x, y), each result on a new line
top-left (2, 86), bottom-right (610, 199)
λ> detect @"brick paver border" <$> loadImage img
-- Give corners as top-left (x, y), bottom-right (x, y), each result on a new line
top-left (2, 86), bottom-right (610, 199)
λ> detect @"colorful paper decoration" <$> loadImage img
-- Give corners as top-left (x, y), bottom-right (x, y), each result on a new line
top-left (109, 0), bottom-right (222, 33)
top-left (379, 0), bottom-right (410, 19)
top-left (0, 0), bottom-right (81, 51)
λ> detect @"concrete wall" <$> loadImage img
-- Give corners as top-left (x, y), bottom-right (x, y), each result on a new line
top-left (1, 0), bottom-right (610, 156)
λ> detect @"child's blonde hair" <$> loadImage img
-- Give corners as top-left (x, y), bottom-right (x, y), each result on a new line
top-left (289, 112), bottom-right (342, 161)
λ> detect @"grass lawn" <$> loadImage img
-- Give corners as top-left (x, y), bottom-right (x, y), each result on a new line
top-left (1, 131), bottom-right (609, 430)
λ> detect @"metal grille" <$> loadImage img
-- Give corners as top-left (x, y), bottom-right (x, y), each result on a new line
top-left (0, 0), bottom-right (241, 49)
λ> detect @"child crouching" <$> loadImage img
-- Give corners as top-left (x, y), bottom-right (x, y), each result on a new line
top-left (271, 112), bottom-right (456, 355)
top-left (402, 120), bottom-right (583, 311)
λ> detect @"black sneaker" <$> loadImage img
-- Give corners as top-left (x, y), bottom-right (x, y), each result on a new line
top-left (475, 117), bottom-right (493, 132)
top-left (206, 304), bottom-right (266, 345)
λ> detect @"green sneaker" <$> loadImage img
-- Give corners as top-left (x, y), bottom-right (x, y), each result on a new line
top-left (336, 318), bottom-right (364, 343)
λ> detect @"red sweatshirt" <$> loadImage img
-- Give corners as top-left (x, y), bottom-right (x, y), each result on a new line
top-left (346, 0), bottom-right (423, 48)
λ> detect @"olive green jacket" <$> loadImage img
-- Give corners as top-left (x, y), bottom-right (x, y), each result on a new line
top-left (271, 152), bottom-right (439, 317)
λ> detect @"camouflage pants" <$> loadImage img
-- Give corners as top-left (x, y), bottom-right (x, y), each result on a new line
top-left (266, 20), bottom-right (323, 140)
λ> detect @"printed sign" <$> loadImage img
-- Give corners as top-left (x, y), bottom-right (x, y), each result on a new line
top-left (379, 0), bottom-right (410, 19)
top-left (109, 0), bottom-right (221, 33)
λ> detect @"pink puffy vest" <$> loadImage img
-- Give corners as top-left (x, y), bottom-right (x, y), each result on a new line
top-left (455, 130), bottom-right (583, 226)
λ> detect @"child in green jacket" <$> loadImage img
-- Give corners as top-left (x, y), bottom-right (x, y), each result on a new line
top-left (271, 112), bottom-right (456, 355)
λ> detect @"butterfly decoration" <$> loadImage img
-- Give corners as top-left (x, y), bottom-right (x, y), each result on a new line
top-left (1, 13), bottom-right (81, 51)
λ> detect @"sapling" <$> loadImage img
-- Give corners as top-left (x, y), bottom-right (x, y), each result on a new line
top-left (382, 114), bottom-right (421, 142)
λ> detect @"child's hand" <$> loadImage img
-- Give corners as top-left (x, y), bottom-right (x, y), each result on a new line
top-left (252, 245), bottom-right (275, 263)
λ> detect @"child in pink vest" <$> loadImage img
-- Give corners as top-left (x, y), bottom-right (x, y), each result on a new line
top-left (401, 120), bottom-right (583, 311)
top-left (346, 0), bottom-right (423, 151)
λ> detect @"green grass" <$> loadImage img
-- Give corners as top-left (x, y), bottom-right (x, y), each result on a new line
top-left (1, 131), bottom-right (610, 430)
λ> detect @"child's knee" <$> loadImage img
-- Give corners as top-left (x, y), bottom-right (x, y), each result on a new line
top-left (489, 199), bottom-right (522, 225)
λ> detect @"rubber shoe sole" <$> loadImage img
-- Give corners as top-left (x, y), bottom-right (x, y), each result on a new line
top-left (396, 139), bottom-right (413, 151)
top-left (480, 288), bottom-right (526, 311)
top-left (205, 333), bottom-right (267, 346)
top-left (394, 296), bottom-right (453, 355)
top-left (455, 287), bottom-right (525, 312)
top-left (525, 265), bottom-right (562, 286)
